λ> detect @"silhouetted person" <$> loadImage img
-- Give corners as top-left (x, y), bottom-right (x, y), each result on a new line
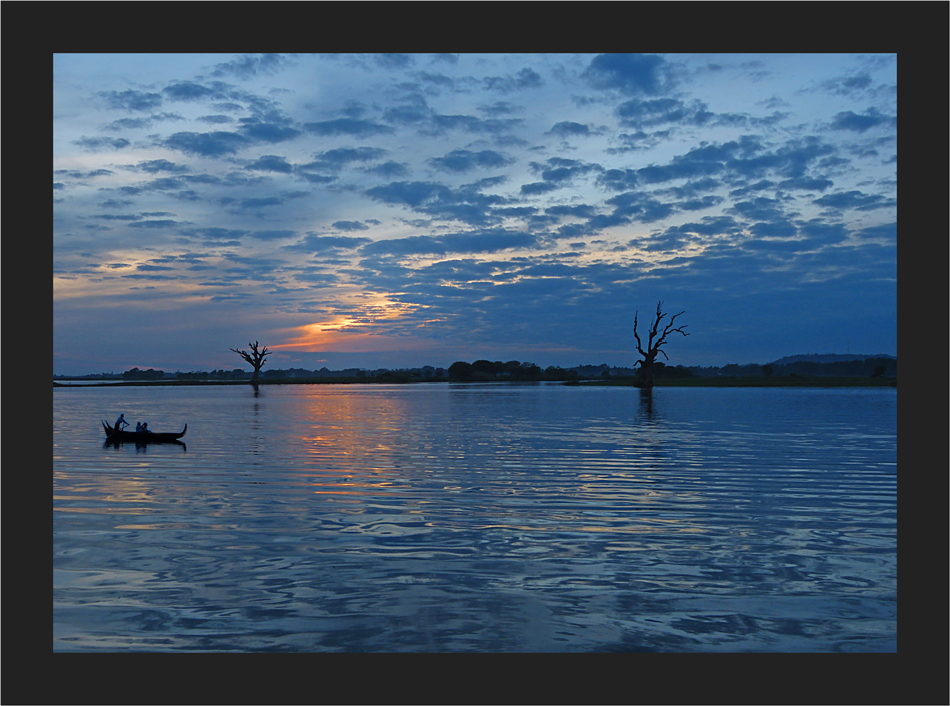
top-left (114, 414), bottom-right (129, 431)
top-left (135, 422), bottom-right (143, 432)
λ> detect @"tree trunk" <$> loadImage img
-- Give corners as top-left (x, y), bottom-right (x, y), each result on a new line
top-left (635, 356), bottom-right (656, 389)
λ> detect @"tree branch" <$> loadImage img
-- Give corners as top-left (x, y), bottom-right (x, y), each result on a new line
top-left (633, 311), bottom-right (647, 357)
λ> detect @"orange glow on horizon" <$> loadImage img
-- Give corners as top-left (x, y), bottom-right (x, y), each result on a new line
top-left (270, 296), bottom-right (440, 353)
top-left (271, 318), bottom-right (376, 351)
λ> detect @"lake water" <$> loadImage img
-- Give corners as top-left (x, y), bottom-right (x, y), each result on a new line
top-left (53, 383), bottom-right (896, 652)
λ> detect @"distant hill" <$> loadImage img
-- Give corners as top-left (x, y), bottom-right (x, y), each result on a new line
top-left (769, 353), bottom-right (896, 366)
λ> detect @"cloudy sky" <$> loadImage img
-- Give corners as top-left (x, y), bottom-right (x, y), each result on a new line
top-left (53, 53), bottom-right (896, 375)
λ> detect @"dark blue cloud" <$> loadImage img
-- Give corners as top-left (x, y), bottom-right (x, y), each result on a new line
top-left (212, 54), bottom-right (293, 79)
top-left (375, 54), bottom-right (414, 69)
top-left (820, 73), bottom-right (873, 96)
top-left (606, 192), bottom-right (675, 223)
top-left (185, 227), bottom-right (248, 241)
top-left (360, 228), bottom-right (540, 256)
top-left (301, 147), bottom-right (388, 173)
top-left (830, 108), bottom-right (896, 132)
top-left (248, 230), bottom-right (297, 240)
top-left (197, 115), bottom-right (234, 125)
top-left (137, 159), bottom-right (190, 174)
top-left (164, 131), bottom-right (250, 157)
top-left (128, 219), bottom-right (180, 229)
top-left (428, 114), bottom-right (523, 136)
top-left (99, 89), bottom-right (163, 111)
top-left (748, 220), bottom-right (798, 239)
top-left (303, 118), bottom-right (395, 137)
top-left (583, 54), bottom-right (671, 96)
top-left (74, 136), bottom-right (130, 151)
top-left (776, 176), bottom-right (833, 192)
top-left (238, 118), bottom-right (301, 143)
top-left (429, 149), bottom-right (514, 173)
top-left (238, 197), bottom-right (283, 209)
top-left (332, 221), bottom-right (370, 231)
top-left (813, 190), bottom-right (895, 212)
top-left (365, 181), bottom-right (450, 208)
top-left (246, 155), bottom-right (295, 173)
top-left (728, 196), bottom-right (787, 222)
top-left (521, 157), bottom-right (601, 195)
top-left (548, 121), bottom-right (591, 137)
top-left (364, 161), bottom-right (410, 178)
top-left (616, 97), bottom-right (713, 128)
top-left (164, 81), bottom-right (217, 101)
top-left (285, 234), bottom-right (372, 253)
top-left (484, 68), bottom-right (543, 93)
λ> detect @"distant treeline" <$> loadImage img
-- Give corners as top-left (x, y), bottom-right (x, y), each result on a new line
top-left (446, 360), bottom-right (692, 381)
top-left (690, 357), bottom-right (896, 378)
top-left (54, 356), bottom-right (896, 382)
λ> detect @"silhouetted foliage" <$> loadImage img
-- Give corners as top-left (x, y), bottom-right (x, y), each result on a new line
top-left (123, 367), bottom-right (165, 380)
top-left (448, 361), bottom-right (474, 380)
top-left (762, 364), bottom-right (774, 377)
top-left (448, 360), bottom-right (543, 381)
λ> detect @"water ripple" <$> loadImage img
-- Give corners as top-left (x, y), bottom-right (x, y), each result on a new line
top-left (54, 384), bottom-right (896, 652)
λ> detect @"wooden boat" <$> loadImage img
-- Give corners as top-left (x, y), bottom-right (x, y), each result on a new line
top-left (103, 421), bottom-right (187, 443)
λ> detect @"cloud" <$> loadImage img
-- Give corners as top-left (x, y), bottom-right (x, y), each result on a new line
top-left (248, 230), bottom-right (297, 240)
top-left (360, 228), bottom-right (541, 256)
top-left (99, 89), bottom-right (163, 111)
top-left (820, 72), bottom-right (874, 96)
top-left (127, 219), bottom-right (180, 229)
top-left (285, 234), bottom-right (372, 253)
top-left (521, 157), bottom-right (601, 195)
top-left (164, 81), bottom-right (218, 102)
top-left (616, 97), bottom-right (713, 128)
top-left (137, 159), bottom-right (190, 174)
top-left (829, 108), bottom-right (896, 132)
top-left (164, 131), bottom-right (250, 157)
top-left (309, 146), bottom-right (388, 170)
top-left (212, 53), bottom-right (293, 79)
top-left (813, 190), bottom-right (895, 211)
top-left (583, 53), bottom-right (672, 96)
top-left (246, 155), bottom-right (295, 173)
top-left (303, 118), bottom-right (395, 137)
top-left (428, 149), bottom-right (514, 173)
top-left (73, 136), bottom-right (130, 151)
top-left (365, 180), bottom-right (450, 208)
top-left (364, 161), bottom-right (410, 178)
top-left (238, 117), bottom-right (301, 143)
top-left (547, 121), bottom-right (591, 137)
top-left (484, 68), bottom-right (543, 93)
top-left (332, 221), bottom-right (370, 231)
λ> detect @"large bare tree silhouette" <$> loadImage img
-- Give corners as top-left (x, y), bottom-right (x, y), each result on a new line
top-left (633, 301), bottom-right (689, 389)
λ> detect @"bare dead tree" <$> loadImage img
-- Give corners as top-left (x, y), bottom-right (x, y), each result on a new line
top-left (231, 340), bottom-right (270, 388)
top-left (633, 301), bottom-right (689, 389)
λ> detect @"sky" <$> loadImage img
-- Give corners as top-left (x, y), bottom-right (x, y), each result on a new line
top-left (53, 53), bottom-right (897, 375)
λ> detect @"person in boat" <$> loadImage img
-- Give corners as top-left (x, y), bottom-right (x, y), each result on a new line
top-left (135, 422), bottom-right (143, 432)
top-left (141, 422), bottom-right (151, 434)
top-left (115, 414), bottom-right (129, 431)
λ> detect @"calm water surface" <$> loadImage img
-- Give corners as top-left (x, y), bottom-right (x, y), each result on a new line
top-left (53, 383), bottom-right (896, 652)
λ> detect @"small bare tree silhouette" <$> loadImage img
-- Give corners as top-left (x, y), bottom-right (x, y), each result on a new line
top-left (231, 340), bottom-right (270, 388)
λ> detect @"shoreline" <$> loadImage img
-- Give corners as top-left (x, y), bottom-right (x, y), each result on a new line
top-left (54, 375), bottom-right (896, 389)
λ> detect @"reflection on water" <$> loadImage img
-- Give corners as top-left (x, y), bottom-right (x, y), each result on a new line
top-left (53, 384), bottom-right (896, 652)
